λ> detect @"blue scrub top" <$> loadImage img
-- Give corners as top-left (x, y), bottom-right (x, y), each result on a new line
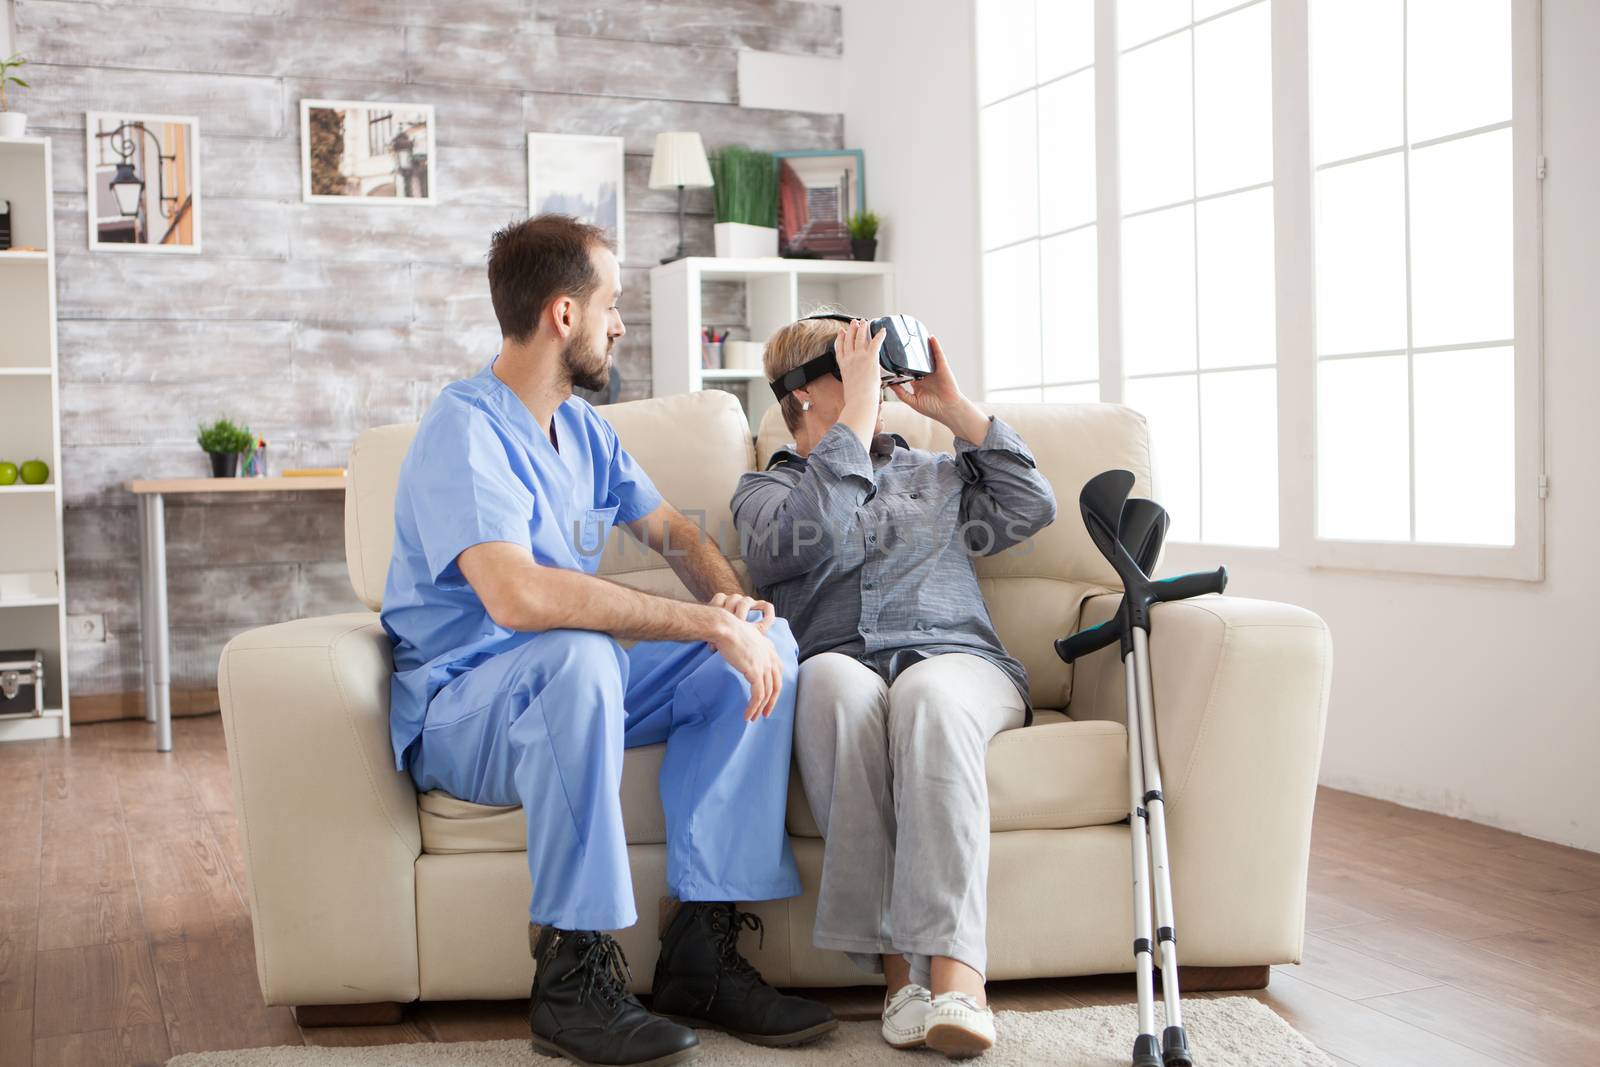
top-left (380, 360), bottom-right (664, 770)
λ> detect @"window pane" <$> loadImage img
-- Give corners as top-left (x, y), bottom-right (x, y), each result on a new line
top-left (1413, 346), bottom-right (1514, 545)
top-left (1121, 204), bottom-right (1196, 376)
top-left (979, 92), bottom-right (1040, 250)
top-left (1040, 226), bottom-right (1099, 385)
top-left (1043, 382), bottom-right (1100, 403)
top-left (977, 0), bottom-right (1037, 105)
top-left (1037, 0), bottom-right (1094, 82)
top-left (1194, 0), bottom-right (1248, 17)
top-left (983, 242), bottom-right (1043, 390)
top-left (1194, 1), bottom-right (1273, 196)
top-left (1197, 186), bottom-right (1277, 369)
top-left (1314, 153), bottom-right (1407, 354)
top-left (1124, 374), bottom-right (1200, 543)
top-left (1410, 128), bottom-right (1513, 348)
top-left (1119, 30), bottom-right (1193, 214)
top-left (1118, 0), bottom-right (1190, 50)
top-left (987, 386), bottom-right (1044, 403)
top-left (1308, 0), bottom-right (1403, 165)
top-left (1038, 70), bottom-right (1097, 234)
top-left (1201, 368), bottom-right (1279, 547)
top-left (1408, 0), bottom-right (1511, 144)
top-left (1317, 355), bottom-right (1409, 540)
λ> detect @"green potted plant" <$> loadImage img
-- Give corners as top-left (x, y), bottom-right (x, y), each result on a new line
top-left (197, 417), bottom-right (256, 478)
top-left (848, 211), bottom-right (880, 262)
top-left (0, 55), bottom-right (29, 138)
top-left (709, 145), bottom-right (778, 258)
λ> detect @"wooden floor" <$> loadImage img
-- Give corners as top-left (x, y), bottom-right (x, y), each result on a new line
top-left (3, 715), bottom-right (1599, 1067)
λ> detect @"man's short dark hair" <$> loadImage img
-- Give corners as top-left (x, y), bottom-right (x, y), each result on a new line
top-left (487, 214), bottom-right (615, 343)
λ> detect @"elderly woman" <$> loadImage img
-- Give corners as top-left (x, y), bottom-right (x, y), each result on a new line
top-left (730, 316), bottom-right (1057, 1058)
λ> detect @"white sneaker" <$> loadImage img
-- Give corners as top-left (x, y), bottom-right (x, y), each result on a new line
top-left (880, 982), bottom-right (933, 1049)
top-left (925, 991), bottom-right (996, 1059)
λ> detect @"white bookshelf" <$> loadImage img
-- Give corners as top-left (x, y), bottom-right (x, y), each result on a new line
top-left (649, 257), bottom-right (896, 433)
top-left (0, 136), bottom-right (71, 742)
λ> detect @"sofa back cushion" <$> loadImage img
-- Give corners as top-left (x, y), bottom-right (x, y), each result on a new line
top-left (344, 389), bottom-right (755, 612)
top-left (755, 401), bottom-right (1156, 709)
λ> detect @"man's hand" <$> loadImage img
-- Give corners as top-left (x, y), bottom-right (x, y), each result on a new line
top-left (708, 591), bottom-right (776, 633)
top-left (704, 611), bottom-right (786, 721)
top-left (889, 336), bottom-right (991, 444)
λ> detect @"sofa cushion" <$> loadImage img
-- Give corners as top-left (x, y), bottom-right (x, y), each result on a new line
top-left (415, 710), bottom-right (1129, 855)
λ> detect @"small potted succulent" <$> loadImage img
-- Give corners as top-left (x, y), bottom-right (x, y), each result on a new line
top-left (0, 55), bottom-right (29, 138)
top-left (197, 417), bottom-right (256, 478)
top-left (848, 211), bottom-right (880, 262)
top-left (710, 145), bottom-right (779, 258)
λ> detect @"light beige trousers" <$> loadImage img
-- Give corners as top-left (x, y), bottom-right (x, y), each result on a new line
top-left (793, 651), bottom-right (1026, 987)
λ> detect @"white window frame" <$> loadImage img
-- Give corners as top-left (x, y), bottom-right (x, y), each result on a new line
top-left (980, 0), bottom-right (1545, 581)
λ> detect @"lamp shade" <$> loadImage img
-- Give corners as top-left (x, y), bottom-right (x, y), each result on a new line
top-left (648, 131), bottom-right (714, 190)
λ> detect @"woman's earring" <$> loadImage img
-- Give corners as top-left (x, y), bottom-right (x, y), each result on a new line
top-left (799, 400), bottom-right (812, 412)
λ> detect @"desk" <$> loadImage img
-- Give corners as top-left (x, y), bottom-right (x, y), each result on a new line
top-left (126, 476), bottom-right (346, 751)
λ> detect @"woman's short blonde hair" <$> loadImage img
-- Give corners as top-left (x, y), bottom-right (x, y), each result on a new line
top-left (764, 308), bottom-right (846, 433)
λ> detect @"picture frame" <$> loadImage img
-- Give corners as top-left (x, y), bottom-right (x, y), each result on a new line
top-left (300, 99), bottom-right (436, 206)
top-left (528, 132), bottom-right (626, 261)
top-left (85, 111), bottom-right (202, 254)
top-left (773, 148), bottom-right (866, 260)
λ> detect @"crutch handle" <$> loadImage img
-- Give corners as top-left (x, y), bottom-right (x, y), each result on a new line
top-left (1054, 618), bottom-right (1122, 664)
top-left (1151, 565), bottom-right (1229, 603)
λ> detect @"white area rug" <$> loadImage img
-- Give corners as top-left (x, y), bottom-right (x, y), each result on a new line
top-left (168, 997), bottom-right (1333, 1066)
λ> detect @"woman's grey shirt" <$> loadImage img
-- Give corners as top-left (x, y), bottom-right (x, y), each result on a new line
top-left (730, 415), bottom-right (1057, 722)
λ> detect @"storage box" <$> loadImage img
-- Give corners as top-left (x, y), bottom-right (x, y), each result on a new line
top-left (0, 649), bottom-right (44, 718)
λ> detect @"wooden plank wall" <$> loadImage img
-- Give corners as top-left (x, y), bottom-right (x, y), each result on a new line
top-left (12, 0), bottom-right (843, 709)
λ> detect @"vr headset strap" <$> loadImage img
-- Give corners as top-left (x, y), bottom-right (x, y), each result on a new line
top-left (769, 313), bottom-right (857, 401)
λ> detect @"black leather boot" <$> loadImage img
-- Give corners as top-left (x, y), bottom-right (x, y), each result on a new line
top-left (529, 924), bottom-right (700, 1067)
top-left (651, 902), bottom-right (837, 1047)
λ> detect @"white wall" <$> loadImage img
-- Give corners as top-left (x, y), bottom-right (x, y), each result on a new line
top-left (837, 0), bottom-right (1600, 852)
top-left (837, 0), bottom-right (984, 385)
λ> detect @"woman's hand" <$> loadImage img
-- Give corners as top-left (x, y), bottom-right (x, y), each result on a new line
top-left (708, 591), bottom-right (776, 634)
top-left (835, 318), bottom-right (886, 447)
top-left (889, 337), bottom-right (991, 444)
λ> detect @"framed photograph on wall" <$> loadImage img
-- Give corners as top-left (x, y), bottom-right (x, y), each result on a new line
top-left (774, 148), bottom-right (866, 260)
top-left (528, 133), bottom-right (625, 261)
top-left (85, 112), bottom-right (202, 253)
top-left (300, 99), bottom-right (435, 205)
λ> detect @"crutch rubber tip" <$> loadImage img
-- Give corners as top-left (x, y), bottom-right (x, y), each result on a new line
top-left (1161, 1024), bottom-right (1194, 1067)
top-left (1133, 1033), bottom-right (1162, 1067)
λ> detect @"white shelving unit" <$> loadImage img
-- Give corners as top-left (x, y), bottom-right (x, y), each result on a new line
top-left (649, 257), bottom-right (896, 433)
top-left (0, 136), bottom-right (71, 742)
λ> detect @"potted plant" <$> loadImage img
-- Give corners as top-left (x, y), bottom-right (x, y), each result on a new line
top-left (197, 417), bottom-right (256, 478)
top-left (0, 55), bottom-right (28, 138)
top-left (848, 211), bottom-right (880, 262)
top-left (709, 145), bottom-right (778, 258)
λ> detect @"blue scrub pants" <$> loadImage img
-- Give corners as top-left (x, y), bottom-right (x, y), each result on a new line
top-left (408, 621), bottom-right (803, 932)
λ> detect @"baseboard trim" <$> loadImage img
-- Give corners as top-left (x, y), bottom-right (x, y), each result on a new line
top-left (72, 689), bottom-right (222, 724)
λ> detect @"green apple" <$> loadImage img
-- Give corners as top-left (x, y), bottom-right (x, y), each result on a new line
top-left (0, 461), bottom-right (16, 486)
top-left (19, 459), bottom-right (49, 485)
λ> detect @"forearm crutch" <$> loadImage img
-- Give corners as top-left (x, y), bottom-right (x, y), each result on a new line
top-left (1055, 469), bottom-right (1228, 1067)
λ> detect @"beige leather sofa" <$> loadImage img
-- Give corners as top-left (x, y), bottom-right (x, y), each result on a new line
top-left (218, 389), bottom-right (1331, 1015)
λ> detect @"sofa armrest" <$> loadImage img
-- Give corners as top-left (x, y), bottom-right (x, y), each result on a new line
top-left (1068, 593), bottom-right (1332, 966)
top-left (218, 613), bottom-right (421, 1006)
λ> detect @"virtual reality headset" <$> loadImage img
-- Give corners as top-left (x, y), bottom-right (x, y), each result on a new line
top-left (768, 313), bottom-right (935, 402)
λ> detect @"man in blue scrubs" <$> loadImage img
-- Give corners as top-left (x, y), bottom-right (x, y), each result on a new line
top-left (382, 215), bottom-right (833, 1067)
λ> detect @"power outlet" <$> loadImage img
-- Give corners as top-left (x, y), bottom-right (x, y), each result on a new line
top-left (68, 614), bottom-right (106, 642)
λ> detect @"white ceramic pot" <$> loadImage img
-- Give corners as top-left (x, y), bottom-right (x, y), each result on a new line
top-left (0, 113), bottom-right (27, 138)
top-left (713, 222), bottom-right (778, 259)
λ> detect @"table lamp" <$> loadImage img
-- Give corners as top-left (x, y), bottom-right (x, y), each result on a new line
top-left (648, 131), bottom-right (714, 264)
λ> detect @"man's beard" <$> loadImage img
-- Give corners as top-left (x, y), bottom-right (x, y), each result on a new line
top-left (561, 324), bottom-right (614, 393)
